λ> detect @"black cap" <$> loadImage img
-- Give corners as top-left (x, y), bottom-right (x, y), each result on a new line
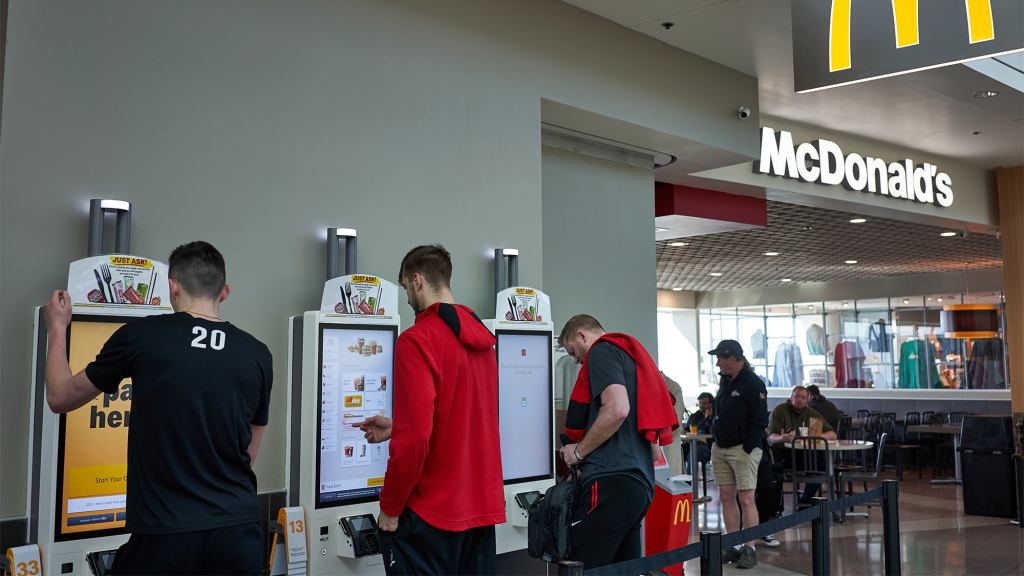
top-left (707, 339), bottom-right (744, 357)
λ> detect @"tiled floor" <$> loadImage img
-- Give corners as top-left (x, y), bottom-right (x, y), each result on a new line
top-left (684, 475), bottom-right (1023, 575)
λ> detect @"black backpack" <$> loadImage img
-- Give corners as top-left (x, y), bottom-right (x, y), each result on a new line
top-left (527, 467), bottom-right (580, 562)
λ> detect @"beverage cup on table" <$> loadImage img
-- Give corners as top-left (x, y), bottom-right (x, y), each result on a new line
top-left (689, 424), bottom-right (698, 434)
top-left (798, 426), bottom-right (809, 437)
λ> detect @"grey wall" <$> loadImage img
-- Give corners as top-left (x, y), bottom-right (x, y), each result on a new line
top-left (542, 147), bottom-right (656, 354)
top-left (0, 1), bottom-right (757, 516)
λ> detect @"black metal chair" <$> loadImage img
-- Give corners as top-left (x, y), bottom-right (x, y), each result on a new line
top-left (839, 432), bottom-right (889, 521)
top-left (790, 436), bottom-right (833, 512)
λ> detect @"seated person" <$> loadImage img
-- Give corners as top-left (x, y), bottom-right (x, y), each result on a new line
top-left (682, 392), bottom-right (714, 474)
top-left (767, 386), bottom-right (836, 506)
top-left (806, 384), bottom-right (843, 431)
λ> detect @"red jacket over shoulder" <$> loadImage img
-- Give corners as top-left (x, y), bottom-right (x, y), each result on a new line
top-left (379, 302), bottom-right (506, 531)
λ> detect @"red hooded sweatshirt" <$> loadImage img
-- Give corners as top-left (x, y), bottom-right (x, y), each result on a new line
top-left (379, 302), bottom-right (506, 531)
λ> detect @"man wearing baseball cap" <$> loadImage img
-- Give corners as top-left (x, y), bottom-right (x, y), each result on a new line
top-left (707, 340), bottom-right (769, 569)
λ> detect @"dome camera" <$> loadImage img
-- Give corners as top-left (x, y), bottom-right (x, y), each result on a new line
top-left (737, 106), bottom-right (751, 120)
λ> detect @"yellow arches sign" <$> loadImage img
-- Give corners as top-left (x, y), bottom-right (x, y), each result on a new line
top-left (673, 498), bottom-right (691, 526)
top-left (793, 0), bottom-right (1022, 92)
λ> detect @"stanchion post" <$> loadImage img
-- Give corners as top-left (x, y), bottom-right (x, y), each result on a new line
top-left (700, 531), bottom-right (723, 576)
top-left (882, 480), bottom-right (902, 576)
top-left (811, 497), bottom-right (832, 576)
top-left (557, 560), bottom-right (584, 576)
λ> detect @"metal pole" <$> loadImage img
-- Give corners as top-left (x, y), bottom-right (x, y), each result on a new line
top-left (87, 199), bottom-right (104, 256)
top-left (494, 249), bottom-right (506, 295)
top-left (556, 560), bottom-right (583, 576)
top-left (114, 209), bottom-right (131, 254)
top-left (326, 228), bottom-right (340, 280)
top-left (508, 252), bottom-right (518, 287)
top-left (882, 480), bottom-right (902, 576)
top-left (811, 497), bottom-right (831, 576)
top-left (700, 531), bottom-right (723, 576)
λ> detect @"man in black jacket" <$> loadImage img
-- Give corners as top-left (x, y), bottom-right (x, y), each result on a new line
top-left (709, 340), bottom-right (769, 569)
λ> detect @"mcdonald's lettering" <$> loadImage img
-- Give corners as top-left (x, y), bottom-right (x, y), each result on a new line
top-left (756, 127), bottom-right (953, 208)
top-left (673, 499), bottom-right (691, 525)
top-left (829, 0), bottom-right (995, 72)
top-left (793, 0), bottom-right (1022, 92)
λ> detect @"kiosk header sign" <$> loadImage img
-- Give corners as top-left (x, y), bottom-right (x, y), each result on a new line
top-left (68, 256), bottom-right (172, 316)
top-left (495, 287), bottom-right (551, 325)
top-left (792, 0), bottom-right (1023, 92)
top-left (320, 274), bottom-right (399, 319)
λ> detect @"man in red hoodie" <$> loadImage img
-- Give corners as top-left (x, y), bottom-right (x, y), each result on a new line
top-left (559, 314), bottom-right (677, 569)
top-left (355, 244), bottom-right (505, 575)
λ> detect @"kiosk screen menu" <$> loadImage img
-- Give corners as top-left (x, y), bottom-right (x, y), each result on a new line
top-left (55, 316), bottom-right (133, 541)
top-left (316, 324), bottom-right (397, 507)
top-left (496, 330), bottom-right (553, 484)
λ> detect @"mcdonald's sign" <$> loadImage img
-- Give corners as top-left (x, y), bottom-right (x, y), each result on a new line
top-left (673, 498), bottom-right (691, 526)
top-left (792, 0), bottom-right (1023, 92)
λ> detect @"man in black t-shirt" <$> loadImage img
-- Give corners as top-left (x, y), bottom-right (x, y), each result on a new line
top-left (558, 315), bottom-right (671, 569)
top-left (44, 241), bottom-right (272, 575)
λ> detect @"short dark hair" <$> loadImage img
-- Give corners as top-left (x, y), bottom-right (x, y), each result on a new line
top-left (806, 385), bottom-right (821, 397)
top-left (558, 314), bottom-right (605, 346)
top-left (697, 392), bottom-right (714, 402)
top-left (168, 241), bottom-right (226, 300)
top-left (791, 385), bottom-right (809, 396)
top-left (399, 245), bottom-right (452, 289)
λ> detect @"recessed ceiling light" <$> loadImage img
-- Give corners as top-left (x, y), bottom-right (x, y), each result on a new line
top-left (845, 260), bottom-right (858, 264)
top-left (655, 227), bottom-right (668, 232)
top-left (902, 298), bottom-right (910, 304)
top-left (937, 297), bottom-right (944, 302)
top-left (927, 297), bottom-right (932, 301)
top-left (764, 251), bottom-right (780, 256)
top-left (807, 305), bottom-right (815, 309)
top-left (780, 278), bottom-right (792, 283)
top-left (940, 231), bottom-right (957, 237)
top-left (709, 272), bottom-right (723, 277)
top-left (849, 218), bottom-right (867, 224)
top-left (672, 287), bottom-right (684, 292)
top-left (669, 241), bottom-right (689, 247)
top-left (974, 90), bottom-right (999, 99)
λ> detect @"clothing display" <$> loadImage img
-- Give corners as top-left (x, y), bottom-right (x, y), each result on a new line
top-left (966, 338), bottom-right (1006, 389)
top-left (868, 320), bottom-right (891, 353)
top-left (750, 329), bottom-right (767, 359)
top-left (772, 343), bottom-right (803, 388)
top-left (806, 324), bottom-right (827, 356)
top-left (834, 340), bottom-right (866, 388)
top-left (898, 339), bottom-right (941, 389)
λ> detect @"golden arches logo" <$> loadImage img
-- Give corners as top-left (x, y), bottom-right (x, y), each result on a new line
top-left (673, 499), bottom-right (691, 525)
top-left (829, 0), bottom-right (995, 72)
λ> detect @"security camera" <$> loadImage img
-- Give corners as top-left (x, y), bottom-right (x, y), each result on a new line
top-left (737, 106), bottom-right (751, 120)
top-left (661, 21), bottom-right (674, 30)
top-left (958, 230), bottom-right (968, 238)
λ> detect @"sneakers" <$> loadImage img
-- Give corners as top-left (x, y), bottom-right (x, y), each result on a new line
top-left (760, 534), bottom-right (782, 547)
top-left (737, 545), bottom-right (758, 569)
top-left (721, 546), bottom-right (741, 564)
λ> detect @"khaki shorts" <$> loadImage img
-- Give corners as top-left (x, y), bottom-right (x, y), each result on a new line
top-left (711, 444), bottom-right (762, 491)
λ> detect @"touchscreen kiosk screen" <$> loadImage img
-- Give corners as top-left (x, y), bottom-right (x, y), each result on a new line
top-left (496, 330), bottom-right (553, 483)
top-left (316, 324), bottom-right (397, 507)
top-left (55, 317), bottom-right (132, 541)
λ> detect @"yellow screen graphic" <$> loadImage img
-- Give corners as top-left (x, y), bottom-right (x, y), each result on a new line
top-left (59, 320), bottom-right (130, 537)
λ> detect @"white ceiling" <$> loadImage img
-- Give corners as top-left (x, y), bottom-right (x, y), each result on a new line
top-left (562, 0), bottom-right (1024, 169)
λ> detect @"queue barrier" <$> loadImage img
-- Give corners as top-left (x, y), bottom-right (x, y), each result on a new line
top-left (557, 479), bottom-right (900, 576)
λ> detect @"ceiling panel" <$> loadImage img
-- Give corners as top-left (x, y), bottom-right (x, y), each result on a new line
top-left (656, 201), bottom-right (1002, 292)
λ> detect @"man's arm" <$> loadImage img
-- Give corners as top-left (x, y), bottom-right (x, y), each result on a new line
top-left (561, 383), bottom-right (629, 464)
top-left (248, 424), bottom-right (267, 466)
top-left (44, 290), bottom-right (104, 413)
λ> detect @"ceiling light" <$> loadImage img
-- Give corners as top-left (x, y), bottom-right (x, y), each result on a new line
top-left (940, 231), bottom-right (957, 237)
top-left (780, 278), bottom-right (792, 283)
top-left (927, 297), bottom-right (932, 301)
top-left (709, 272), bottom-right (723, 277)
top-left (669, 241), bottom-right (689, 247)
top-left (672, 287), bottom-right (683, 292)
top-left (849, 218), bottom-right (866, 224)
top-left (902, 298), bottom-right (910, 304)
top-left (764, 251), bottom-right (780, 256)
top-left (99, 199), bottom-right (131, 211)
top-left (974, 90), bottom-right (999, 99)
top-left (937, 297), bottom-right (944, 302)
top-left (655, 227), bottom-right (668, 232)
top-left (845, 260), bottom-right (858, 264)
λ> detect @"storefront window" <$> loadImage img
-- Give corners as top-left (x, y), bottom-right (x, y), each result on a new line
top-left (794, 302), bottom-right (826, 388)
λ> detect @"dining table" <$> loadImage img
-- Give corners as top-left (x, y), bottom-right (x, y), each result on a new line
top-left (907, 423), bottom-right (963, 484)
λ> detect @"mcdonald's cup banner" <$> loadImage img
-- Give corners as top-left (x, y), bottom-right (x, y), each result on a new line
top-left (792, 0), bottom-right (1023, 93)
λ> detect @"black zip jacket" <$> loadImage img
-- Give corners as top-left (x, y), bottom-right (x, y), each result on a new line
top-left (711, 368), bottom-right (769, 453)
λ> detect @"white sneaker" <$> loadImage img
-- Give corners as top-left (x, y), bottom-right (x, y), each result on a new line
top-left (760, 534), bottom-right (781, 547)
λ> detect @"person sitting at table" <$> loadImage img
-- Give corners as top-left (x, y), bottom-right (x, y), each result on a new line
top-left (767, 386), bottom-right (836, 507)
top-left (682, 392), bottom-right (714, 474)
top-left (805, 385), bottom-right (843, 431)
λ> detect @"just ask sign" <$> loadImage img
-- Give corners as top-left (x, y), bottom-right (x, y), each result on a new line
top-left (755, 127), bottom-right (953, 208)
top-left (792, 0), bottom-right (1023, 92)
